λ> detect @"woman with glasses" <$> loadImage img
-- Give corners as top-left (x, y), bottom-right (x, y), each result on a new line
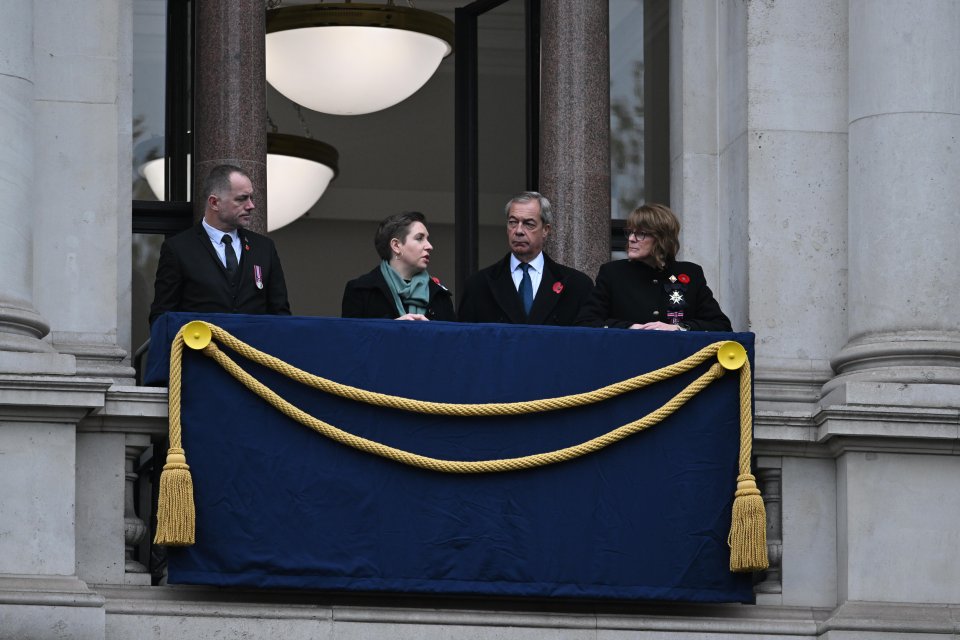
top-left (576, 203), bottom-right (732, 331)
top-left (342, 211), bottom-right (455, 321)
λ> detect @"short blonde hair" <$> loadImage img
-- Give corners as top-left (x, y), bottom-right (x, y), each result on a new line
top-left (626, 203), bottom-right (680, 269)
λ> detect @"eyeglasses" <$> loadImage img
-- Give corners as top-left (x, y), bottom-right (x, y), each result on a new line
top-left (623, 228), bottom-right (653, 240)
top-left (507, 218), bottom-right (541, 231)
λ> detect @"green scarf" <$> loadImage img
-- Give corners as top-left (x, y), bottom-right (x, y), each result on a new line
top-left (380, 261), bottom-right (431, 317)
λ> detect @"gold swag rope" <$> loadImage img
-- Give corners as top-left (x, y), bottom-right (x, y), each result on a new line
top-left (155, 321), bottom-right (768, 573)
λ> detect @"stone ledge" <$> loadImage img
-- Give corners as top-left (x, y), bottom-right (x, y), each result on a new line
top-left (97, 586), bottom-right (825, 634)
top-left (78, 385), bottom-right (168, 436)
top-left (47, 591), bottom-right (960, 637)
top-left (0, 350), bottom-right (75, 376)
top-left (0, 375), bottom-right (112, 422)
top-left (822, 380), bottom-right (960, 410)
top-left (756, 402), bottom-right (960, 457)
top-left (93, 591), bottom-right (960, 636)
top-left (819, 600), bottom-right (960, 634)
top-left (0, 574), bottom-right (104, 608)
top-left (816, 403), bottom-right (960, 444)
top-left (754, 356), bottom-right (833, 406)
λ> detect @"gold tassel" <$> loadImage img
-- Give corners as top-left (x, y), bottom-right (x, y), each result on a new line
top-left (153, 447), bottom-right (196, 546)
top-left (728, 473), bottom-right (769, 572)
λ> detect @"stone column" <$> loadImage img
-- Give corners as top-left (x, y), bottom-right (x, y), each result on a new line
top-left (539, 0), bottom-right (610, 279)
top-left (194, 0), bottom-right (268, 233)
top-left (31, 0), bottom-right (133, 380)
top-left (683, 0), bottom-right (848, 405)
top-left (829, 0), bottom-right (960, 393)
top-left (0, 0), bottom-right (72, 374)
top-left (670, 0), bottom-right (724, 302)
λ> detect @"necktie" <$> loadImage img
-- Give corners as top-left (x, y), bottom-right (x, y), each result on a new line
top-left (519, 262), bottom-right (533, 315)
top-left (222, 234), bottom-right (238, 280)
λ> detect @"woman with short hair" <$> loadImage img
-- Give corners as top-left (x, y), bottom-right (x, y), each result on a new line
top-left (576, 203), bottom-right (731, 331)
top-left (341, 211), bottom-right (455, 321)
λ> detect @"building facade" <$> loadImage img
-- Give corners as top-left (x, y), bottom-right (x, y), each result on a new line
top-left (1, 0), bottom-right (959, 638)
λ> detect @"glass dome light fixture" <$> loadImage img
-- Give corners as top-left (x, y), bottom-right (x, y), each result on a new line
top-left (266, 2), bottom-right (454, 116)
top-left (265, 133), bottom-right (339, 230)
top-left (139, 133), bottom-right (339, 232)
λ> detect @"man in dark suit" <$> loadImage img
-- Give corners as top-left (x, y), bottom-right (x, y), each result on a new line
top-left (458, 191), bottom-right (592, 325)
top-left (149, 164), bottom-right (291, 324)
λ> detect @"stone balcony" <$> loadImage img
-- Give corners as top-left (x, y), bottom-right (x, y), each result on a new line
top-left (2, 373), bottom-right (960, 639)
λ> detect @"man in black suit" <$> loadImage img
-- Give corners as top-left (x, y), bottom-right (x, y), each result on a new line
top-left (458, 191), bottom-right (592, 325)
top-left (149, 164), bottom-right (291, 324)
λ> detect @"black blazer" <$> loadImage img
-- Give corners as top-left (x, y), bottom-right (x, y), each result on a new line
top-left (341, 267), bottom-right (455, 321)
top-left (457, 253), bottom-right (594, 326)
top-left (576, 259), bottom-right (732, 331)
top-left (149, 224), bottom-right (291, 325)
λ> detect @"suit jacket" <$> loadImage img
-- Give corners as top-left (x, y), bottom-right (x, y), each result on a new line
top-left (575, 259), bottom-right (732, 331)
top-left (341, 267), bottom-right (455, 321)
top-left (457, 253), bottom-right (594, 325)
top-left (149, 223), bottom-right (291, 324)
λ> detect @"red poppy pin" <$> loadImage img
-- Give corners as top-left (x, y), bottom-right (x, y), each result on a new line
top-left (244, 244), bottom-right (250, 251)
top-left (431, 277), bottom-right (440, 285)
top-left (677, 273), bottom-right (690, 284)
top-left (552, 281), bottom-right (564, 294)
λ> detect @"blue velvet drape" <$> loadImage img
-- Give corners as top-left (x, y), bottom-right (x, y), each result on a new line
top-left (147, 313), bottom-right (755, 602)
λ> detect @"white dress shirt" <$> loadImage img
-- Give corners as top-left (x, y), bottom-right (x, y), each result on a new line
top-left (510, 252), bottom-right (545, 297)
top-left (202, 219), bottom-right (241, 268)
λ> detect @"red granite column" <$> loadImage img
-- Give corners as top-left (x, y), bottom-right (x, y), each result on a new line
top-left (539, 0), bottom-right (611, 279)
top-left (194, 0), bottom-right (268, 233)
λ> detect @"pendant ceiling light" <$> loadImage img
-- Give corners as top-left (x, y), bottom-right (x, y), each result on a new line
top-left (139, 133), bottom-right (339, 232)
top-left (266, 2), bottom-right (454, 116)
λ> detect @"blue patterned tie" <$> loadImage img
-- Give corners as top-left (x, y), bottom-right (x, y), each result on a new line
top-left (519, 262), bottom-right (533, 315)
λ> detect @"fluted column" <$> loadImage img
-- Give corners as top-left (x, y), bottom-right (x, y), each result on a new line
top-left (0, 0), bottom-right (71, 373)
top-left (539, 0), bottom-right (610, 279)
top-left (829, 0), bottom-right (960, 391)
top-left (194, 0), bottom-right (268, 233)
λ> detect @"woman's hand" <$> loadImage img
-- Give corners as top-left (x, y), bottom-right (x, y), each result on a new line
top-left (396, 313), bottom-right (430, 321)
top-left (629, 321), bottom-right (682, 331)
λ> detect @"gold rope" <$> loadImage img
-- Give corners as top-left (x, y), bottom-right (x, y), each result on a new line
top-left (154, 328), bottom-right (195, 546)
top-left (204, 323), bottom-right (726, 415)
top-left (203, 341), bottom-right (725, 473)
top-left (728, 359), bottom-right (769, 571)
top-left (155, 321), bottom-right (767, 572)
